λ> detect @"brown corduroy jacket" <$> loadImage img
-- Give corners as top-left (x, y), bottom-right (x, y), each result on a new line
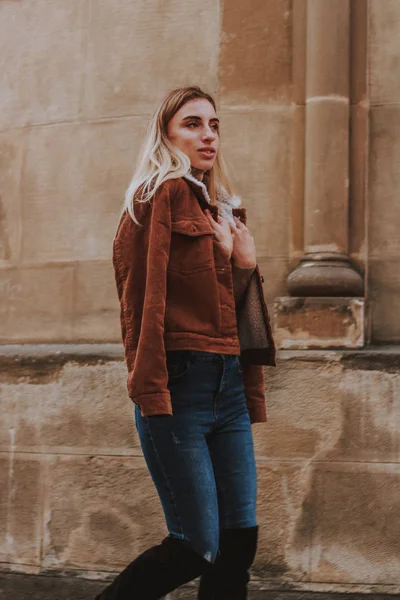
top-left (113, 176), bottom-right (276, 423)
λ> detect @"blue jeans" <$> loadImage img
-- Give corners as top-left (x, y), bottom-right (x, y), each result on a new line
top-left (135, 350), bottom-right (258, 563)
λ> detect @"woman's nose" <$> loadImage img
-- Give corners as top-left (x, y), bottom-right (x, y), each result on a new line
top-left (202, 127), bottom-right (216, 141)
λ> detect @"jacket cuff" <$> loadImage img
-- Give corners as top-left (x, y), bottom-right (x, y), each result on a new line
top-left (133, 392), bottom-right (172, 417)
top-left (248, 402), bottom-right (267, 424)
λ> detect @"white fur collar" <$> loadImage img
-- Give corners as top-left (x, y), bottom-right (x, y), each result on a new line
top-left (183, 172), bottom-right (242, 223)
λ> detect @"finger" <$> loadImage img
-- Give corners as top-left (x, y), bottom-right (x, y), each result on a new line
top-left (205, 210), bottom-right (218, 228)
top-left (234, 216), bottom-right (246, 229)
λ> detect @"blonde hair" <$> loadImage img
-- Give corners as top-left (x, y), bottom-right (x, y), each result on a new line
top-left (123, 86), bottom-right (234, 224)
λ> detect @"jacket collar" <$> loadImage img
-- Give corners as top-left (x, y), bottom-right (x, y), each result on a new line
top-left (183, 172), bottom-right (242, 223)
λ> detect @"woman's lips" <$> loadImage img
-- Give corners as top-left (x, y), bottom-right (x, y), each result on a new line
top-left (198, 149), bottom-right (216, 159)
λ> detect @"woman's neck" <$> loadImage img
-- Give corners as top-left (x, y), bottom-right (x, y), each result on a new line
top-left (190, 168), bottom-right (205, 181)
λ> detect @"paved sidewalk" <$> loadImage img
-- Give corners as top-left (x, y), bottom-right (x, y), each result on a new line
top-left (1, 573), bottom-right (399, 600)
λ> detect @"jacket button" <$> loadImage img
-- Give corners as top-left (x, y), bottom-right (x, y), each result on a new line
top-left (261, 275), bottom-right (265, 283)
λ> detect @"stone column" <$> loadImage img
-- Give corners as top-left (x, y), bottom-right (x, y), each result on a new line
top-left (274, 0), bottom-right (365, 349)
top-left (287, 0), bottom-right (363, 297)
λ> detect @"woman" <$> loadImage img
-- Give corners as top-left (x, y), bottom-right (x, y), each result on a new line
top-left (97, 86), bottom-right (275, 600)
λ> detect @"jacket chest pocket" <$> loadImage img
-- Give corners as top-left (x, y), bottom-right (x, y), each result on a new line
top-left (169, 218), bottom-right (215, 274)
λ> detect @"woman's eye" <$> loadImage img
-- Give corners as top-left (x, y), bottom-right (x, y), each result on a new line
top-left (211, 124), bottom-right (219, 132)
top-left (187, 122), bottom-right (198, 128)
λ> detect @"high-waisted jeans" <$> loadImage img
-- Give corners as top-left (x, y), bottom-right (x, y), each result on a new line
top-left (135, 350), bottom-right (258, 563)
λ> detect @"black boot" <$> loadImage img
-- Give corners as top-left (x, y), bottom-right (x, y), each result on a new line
top-left (197, 526), bottom-right (258, 600)
top-left (96, 535), bottom-right (209, 600)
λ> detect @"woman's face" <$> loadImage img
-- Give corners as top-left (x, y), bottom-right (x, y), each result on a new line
top-left (167, 98), bottom-right (220, 178)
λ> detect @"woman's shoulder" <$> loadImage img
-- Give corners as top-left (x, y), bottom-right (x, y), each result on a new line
top-left (156, 177), bottom-right (188, 197)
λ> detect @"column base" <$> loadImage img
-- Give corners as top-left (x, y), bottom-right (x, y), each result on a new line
top-left (273, 297), bottom-right (364, 349)
top-left (287, 253), bottom-right (364, 297)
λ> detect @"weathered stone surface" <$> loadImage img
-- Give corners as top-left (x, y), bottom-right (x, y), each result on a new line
top-left (21, 119), bottom-right (144, 264)
top-left (369, 106), bottom-right (400, 259)
top-left (42, 455), bottom-right (165, 570)
top-left (273, 298), bottom-right (364, 349)
top-left (0, 0), bottom-right (87, 129)
top-left (219, 0), bottom-right (292, 106)
top-left (300, 462), bottom-right (400, 584)
top-left (0, 357), bottom-right (136, 453)
top-left (0, 130), bottom-right (24, 265)
top-left (73, 260), bottom-right (120, 341)
top-left (254, 360), bottom-right (343, 461)
top-left (1, 346), bottom-right (400, 588)
top-left (257, 357), bottom-right (400, 464)
top-left (221, 108), bottom-right (292, 257)
top-left (326, 369), bottom-right (400, 463)
top-left (0, 455), bottom-right (43, 565)
top-left (369, 0), bottom-right (400, 104)
top-left (255, 461), bottom-right (310, 581)
top-left (369, 258), bottom-right (400, 344)
top-left (0, 265), bottom-right (74, 343)
top-left (83, 0), bottom-right (219, 119)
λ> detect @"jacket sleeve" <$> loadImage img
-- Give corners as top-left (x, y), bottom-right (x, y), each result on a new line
top-left (241, 364), bottom-right (267, 424)
top-left (231, 262), bottom-right (256, 306)
top-left (234, 264), bottom-right (268, 423)
top-left (113, 183), bottom-right (173, 416)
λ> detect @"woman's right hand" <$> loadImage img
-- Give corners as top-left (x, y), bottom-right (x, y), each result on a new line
top-left (204, 209), bottom-right (233, 260)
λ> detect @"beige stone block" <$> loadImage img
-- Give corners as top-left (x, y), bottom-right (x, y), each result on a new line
top-left (219, 0), bottom-right (292, 106)
top-left (326, 368), bottom-right (400, 463)
top-left (21, 119), bottom-right (145, 263)
top-left (0, 454), bottom-right (43, 565)
top-left (254, 462), bottom-right (310, 580)
top-left (0, 265), bottom-right (74, 343)
top-left (73, 260), bottom-right (121, 341)
top-left (0, 373), bottom-right (56, 451)
top-left (43, 361), bottom-right (136, 452)
top-left (0, 130), bottom-right (24, 265)
top-left (304, 463), bottom-right (400, 584)
top-left (83, 0), bottom-right (219, 119)
top-left (369, 107), bottom-right (400, 258)
top-left (0, 354), bottom-right (136, 453)
top-left (369, 258), bottom-right (400, 343)
top-left (258, 356), bottom-right (400, 464)
top-left (43, 455), bottom-right (165, 570)
top-left (0, 0), bottom-right (87, 129)
top-left (78, 118), bottom-right (149, 198)
top-left (255, 360), bottom-right (343, 461)
top-left (369, 0), bottom-right (400, 104)
top-left (221, 108), bottom-right (292, 257)
top-left (274, 297), bottom-right (364, 349)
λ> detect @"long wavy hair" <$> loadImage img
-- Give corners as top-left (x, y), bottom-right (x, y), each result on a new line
top-left (123, 86), bottom-right (234, 224)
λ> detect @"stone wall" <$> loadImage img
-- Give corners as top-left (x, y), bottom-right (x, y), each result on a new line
top-left (2, 0), bottom-right (399, 344)
top-left (1, 346), bottom-right (399, 595)
top-left (0, 0), bottom-right (293, 343)
top-left (368, 0), bottom-right (400, 342)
